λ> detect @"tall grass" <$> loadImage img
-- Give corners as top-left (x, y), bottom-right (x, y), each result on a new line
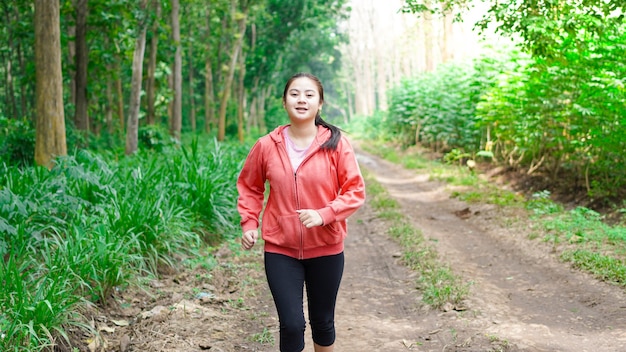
top-left (0, 137), bottom-right (247, 350)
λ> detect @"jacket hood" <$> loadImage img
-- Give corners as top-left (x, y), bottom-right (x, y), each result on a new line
top-left (269, 124), bottom-right (332, 148)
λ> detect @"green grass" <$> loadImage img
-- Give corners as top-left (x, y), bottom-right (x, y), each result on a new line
top-left (0, 136), bottom-right (248, 350)
top-left (251, 327), bottom-right (275, 344)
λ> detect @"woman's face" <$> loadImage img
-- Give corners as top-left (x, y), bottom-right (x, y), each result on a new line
top-left (283, 77), bottom-right (323, 124)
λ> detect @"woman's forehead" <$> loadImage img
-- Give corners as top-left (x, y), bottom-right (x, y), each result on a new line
top-left (288, 77), bottom-right (319, 92)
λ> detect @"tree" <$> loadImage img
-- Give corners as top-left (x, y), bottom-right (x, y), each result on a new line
top-left (74, 0), bottom-right (89, 133)
top-left (217, 0), bottom-right (250, 141)
top-left (203, 4), bottom-right (217, 134)
top-left (34, 0), bottom-right (67, 168)
top-left (125, 0), bottom-right (149, 155)
top-left (170, 0), bottom-right (182, 140)
top-left (403, 0), bottom-right (626, 59)
top-left (145, 0), bottom-right (161, 125)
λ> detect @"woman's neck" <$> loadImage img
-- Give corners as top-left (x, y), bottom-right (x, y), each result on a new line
top-left (287, 123), bottom-right (317, 148)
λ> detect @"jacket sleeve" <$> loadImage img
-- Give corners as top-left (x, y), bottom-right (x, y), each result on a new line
top-left (237, 140), bottom-right (266, 232)
top-left (317, 136), bottom-right (366, 225)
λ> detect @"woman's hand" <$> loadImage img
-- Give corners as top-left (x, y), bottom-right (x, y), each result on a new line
top-left (296, 209), bottom-right (323, 228)
top-left (241, 229), bottom-right (259, 250)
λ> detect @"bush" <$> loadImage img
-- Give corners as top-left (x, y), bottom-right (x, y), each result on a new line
top-left (138, 124), bottom-right (175, 151)
top-left (0, 117), bottom-right (35, 167)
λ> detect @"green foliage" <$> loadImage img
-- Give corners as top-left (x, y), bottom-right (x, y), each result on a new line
top-left (561, 250), bottom-right (626, 285)
top-left (526, 191), bottom-right (563, 216)
top-left (476, 25), bottom-right (626, 197)
top-left (403, 0), bottom-right (625, 61)
top-left (138, 124), bottom-right (175, 151)
top-left (442, 149), bottom-right (470, 165)
top-left (522, 193), bottom-right (626, 286)
top-left (0, 138), bottom-right (248, 348)
top-left (349, 111), bottom-right (389, 142)
top-left (0, 253), bottom-right (87, 351)
top-left (474, 0), bottom-right (625, 60)
top-left (0, 117), bottom-right (35, 167)
top-left (250, 327), bottom-right (275, 345)
top-left (386, 51), bottom-right (511, 152)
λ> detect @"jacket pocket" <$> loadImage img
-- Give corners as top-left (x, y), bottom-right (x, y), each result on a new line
top-left (262, 213), bottom-right (302, 250)
top-left (303, 222), bottom-right (343, 250)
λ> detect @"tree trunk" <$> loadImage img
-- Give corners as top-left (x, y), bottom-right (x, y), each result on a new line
top-left (34, 0), bottom-right (67, 168)
top-left (423, 1), bottom-right (435, 72)
top-left (146, 0), bottom-right (161, 125)
top-left (74, 0), bottom-right (89, 132)
top-left (188, 34), bottom-right (196, 132)
top-left (441, 11), bottom-right (454, 63)
top-left (248, 76), bottom-right (260, 132)
top-left (204, 6), bottom-right (215, 134)
top-left (237, 50), bottom-right (245, 142)
top-left (3, 7), bottom-right (17, 119)
top-left (3, 52), bottom-right (16, 119)
top-left (106, 72), bottom-right (113, 133)
top-left (116, 60), bottom-right (124, 131)
top-left (67, 25), bottom-right (76, 108)
top-left (170, 0), bottom-right (182, 141)
top-left (217, 2), bottom-right (248, 141)
top-left (17, 41), bottom-right (28, 117)
top-left (125, 0), bottom-right (148, 155)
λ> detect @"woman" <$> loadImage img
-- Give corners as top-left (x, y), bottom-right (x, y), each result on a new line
top-left (237, 72), bottom-right (366, 352)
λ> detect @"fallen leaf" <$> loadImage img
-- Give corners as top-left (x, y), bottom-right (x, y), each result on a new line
top-left (111, 319), bottom-right (130, 326)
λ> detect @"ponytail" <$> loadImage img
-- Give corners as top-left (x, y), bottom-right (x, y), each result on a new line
top-left (315, 115), bottom-right (342, 151)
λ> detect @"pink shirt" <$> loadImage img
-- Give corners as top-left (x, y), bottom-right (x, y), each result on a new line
top-left (283, 127), bottom-right (312, 171)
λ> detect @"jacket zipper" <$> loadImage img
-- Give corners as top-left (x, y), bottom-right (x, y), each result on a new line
top-left (283, 136), bottom-right (320, 260)
top-left (294, 171), bottom-right (304, 259)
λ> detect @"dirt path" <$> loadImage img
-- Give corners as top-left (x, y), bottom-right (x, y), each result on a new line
top-left (352, 148), bottom-right (626, 351)
top-left (101, 147), bottom-right (626, 352)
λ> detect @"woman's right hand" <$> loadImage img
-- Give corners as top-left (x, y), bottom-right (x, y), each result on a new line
top-left (241, 229), bottom-right (259, 250)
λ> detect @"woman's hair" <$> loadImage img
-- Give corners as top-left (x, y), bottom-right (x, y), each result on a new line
top-left (282, 72), bottom-right (341, 151)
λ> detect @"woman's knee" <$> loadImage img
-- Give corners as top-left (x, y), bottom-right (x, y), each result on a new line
top-left (279, 318), bottom-right (306, 352)
top-left (310, 319), bottom-right (335, 346)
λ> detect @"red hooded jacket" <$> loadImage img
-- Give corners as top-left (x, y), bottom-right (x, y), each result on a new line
top-left (237, 125), bottom-right (366, 259)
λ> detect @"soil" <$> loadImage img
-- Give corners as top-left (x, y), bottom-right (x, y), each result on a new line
top-left (86, 145), bottom-right (626, 352)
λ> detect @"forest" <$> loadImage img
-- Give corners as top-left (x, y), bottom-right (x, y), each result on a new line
top-left (1, 0), bottom-right (625, 350)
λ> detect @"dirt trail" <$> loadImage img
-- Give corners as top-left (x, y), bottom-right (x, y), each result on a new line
top-left (346, 148), bottom-right (626, 351)
top-left (101, 147), bottom-right (626, 352)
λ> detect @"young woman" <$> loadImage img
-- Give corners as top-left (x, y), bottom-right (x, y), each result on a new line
top-left (237, 72), bottom-right (366, 352)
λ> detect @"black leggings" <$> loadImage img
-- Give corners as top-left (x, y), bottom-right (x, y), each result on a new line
top-left (264, 252), bottom-right (344, 352)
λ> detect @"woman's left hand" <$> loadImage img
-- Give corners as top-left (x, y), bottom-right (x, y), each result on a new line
top-left (296, 209), bottom-right (323, 228)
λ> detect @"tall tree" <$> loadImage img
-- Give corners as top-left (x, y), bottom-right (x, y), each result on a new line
top-left (145, 0), bottom-right (161, 125)
top-left (74, 0), bottom-right (89, 132)
top-left (422, 1), bottom-right (435, 72)
top-left (170, 0), bottom-right (182, 140)
top-left (187, 38), bottom-right (197, 132)
top-left (34, 0), bottom-right (67, 168)
top-left (236, 43), bottom-right (245, 142)
top-left (125, 0), bottom-right (149, 155)
top-left (203, 4), bottom-right (216, 134)
top-left (217, 0), bottom-right (249, 141)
